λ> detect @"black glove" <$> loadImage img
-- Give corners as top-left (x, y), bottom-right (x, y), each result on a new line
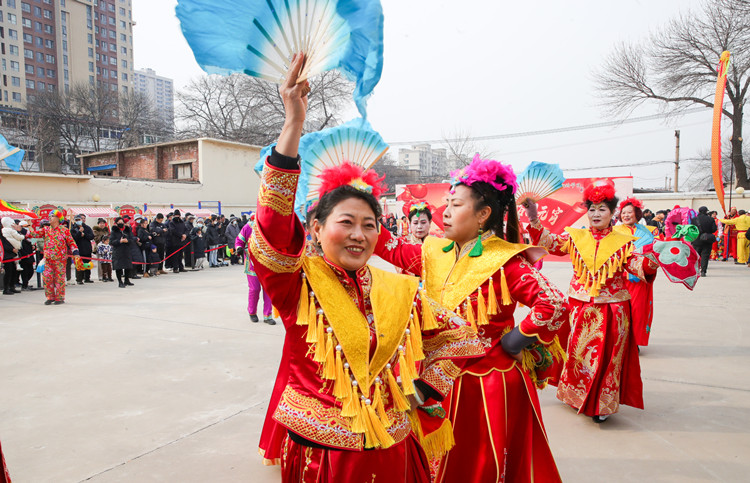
top-left (234, 246), bottom-right (244, 256)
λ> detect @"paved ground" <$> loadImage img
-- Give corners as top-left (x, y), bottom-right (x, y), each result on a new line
top-left (0, 259), bottom-right (748, 482)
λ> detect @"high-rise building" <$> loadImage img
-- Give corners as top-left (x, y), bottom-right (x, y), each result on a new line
top-left (0, 0), bottom-right (135, 108)
top-left (398, 143), bottom-right (449, 177)
top-left (133, 67), bottom-right (174, 129)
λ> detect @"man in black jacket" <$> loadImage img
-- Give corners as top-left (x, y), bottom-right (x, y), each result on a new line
top-left (17, 221), bottom-right (36, 290)
top-left (150, 213), bottom-right (167, 274)
top-left (205, 216), bottom-right (221, 267)
top-left (72, 214), bottom-right (95, 284)
top-left (183, 213), bottom-right (195, 270)
top-left (692, 206), bottom-right (717, 277)
top-left (168, 210), bottom-right (187, 273)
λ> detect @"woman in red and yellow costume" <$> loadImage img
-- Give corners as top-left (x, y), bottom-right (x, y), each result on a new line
top-left (614, 198), bottom-right (658, 347)
top-left (376, 155), bottom-right (569, 482)
top-left (249, 54), bottom-right (484, 483)
top-left (524, 180), bottom-right (659, 423)
top-left (396, 201), bottom-right (433, 276)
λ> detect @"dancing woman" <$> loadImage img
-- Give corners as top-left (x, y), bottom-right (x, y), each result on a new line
top-left (376, 155), bottom-right (569, 482)
top-left (614, 197), bottom-right (658, 347)
top-left (524, 180), bottom-right (659, 423)
top-left (248, 54), bottom-right (484, 482)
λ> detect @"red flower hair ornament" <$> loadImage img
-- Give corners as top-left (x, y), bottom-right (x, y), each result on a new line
top-left (583, 178), bottom-right (616, 204)
top-left (450, 154), bottom-right (518, 195)
top-left (318, 161), bottom-right (386, 200)
top-left (618, 197), bottom-right (643, 212)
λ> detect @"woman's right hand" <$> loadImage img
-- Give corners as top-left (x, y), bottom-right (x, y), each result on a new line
top-left (276, 53), bottom-right (310, 158)
top-left (522, 199), bottom-right (539, 222)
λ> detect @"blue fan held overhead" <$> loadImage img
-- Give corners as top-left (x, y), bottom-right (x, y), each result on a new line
top-left (0, 134), bottom-right (25, 172)
top-left (254, 118), bottom-right (388, 220)
top-left (176, 0), bottom-right (384, 118)
top-left (515, 161), bottom-right (565, 204)
top-left (627, 223), bottom-right (655, 282)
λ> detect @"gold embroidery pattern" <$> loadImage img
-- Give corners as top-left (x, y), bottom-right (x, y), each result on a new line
top-left (517, 259), bottom-right (567, 332)
top-left (273, 386), bottom-right (412, 450)
top-left (259, 166), bottom-right (299, 216)
top-left (422, 325), bottom-right (484, 361)
top-left (249, 222), bottom-right (303, 274)
top-left (420, 360), bottom-right (461, 397)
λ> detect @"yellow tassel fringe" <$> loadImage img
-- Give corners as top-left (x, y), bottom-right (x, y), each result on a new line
top-left (500, 267), bottom-right (513, 305)
top-left (487, 276), bottom-right (498, 315)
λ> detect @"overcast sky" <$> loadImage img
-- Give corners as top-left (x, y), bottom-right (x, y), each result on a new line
top-left (133, 0), bottom-right (729, 189)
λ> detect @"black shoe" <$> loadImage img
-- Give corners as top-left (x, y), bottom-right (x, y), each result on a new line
top-left (125, 281), bottom-right (134, 286)
top-left (53, 300), bottom-right (65, 305)
top-left (249, 314), bottom-right (259, 323)
top-left (131, 275), bottom-right (141, 280)
top-left (592, 415), bottom-right (610, 423)
top-left (3, 290), bottom-right (15, 295)
top-left (179, 268), bottom-right (187, 272)
top-left (700, 271), bottom-right (707, 277)
top-left (22, 286), bottom-right (36, 291)
top-left (44, 299), bottom-right (53, 305)
top-left (85, 280), bottom-right (94, 283)
top-left (76, 281), bottom-right (84, 285)
top-left (264, 317), bottom-right (277, 326)
top-left (119, 282), bottom-right (126, 288)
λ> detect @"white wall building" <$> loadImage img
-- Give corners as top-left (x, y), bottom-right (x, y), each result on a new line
top-left (398, 144), bottom-right (448, 177)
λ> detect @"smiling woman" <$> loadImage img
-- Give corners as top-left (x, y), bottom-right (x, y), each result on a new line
top-left (247, 54), bottom-right (484, 482)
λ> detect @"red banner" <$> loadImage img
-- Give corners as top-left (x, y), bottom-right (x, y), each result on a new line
top-left (116, 204), bottom-right (142, 218)
top-left (396, 177), bottom-right (633, 237)
top-left (32, 204), bottom-right (66, 228)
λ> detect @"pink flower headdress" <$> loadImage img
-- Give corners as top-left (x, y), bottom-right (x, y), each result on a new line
top-left (450, 154), bottom-right (518, 195)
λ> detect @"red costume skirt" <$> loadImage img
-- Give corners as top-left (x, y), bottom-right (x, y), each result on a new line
top-left (557, 300), bottom-right (643, 417)
top-left (624, 274), bottom-right (656, 347)
top-left (436, 365), bottom-right (562, 483)
top-left (259, 336), bottom-right (292, 465)
top-left (1, 439), bottom-right (10, 483)
top-left (280, 433), bottom-right (429, 483)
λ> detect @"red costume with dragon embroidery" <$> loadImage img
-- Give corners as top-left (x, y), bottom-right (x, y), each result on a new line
top-left (249, 155), bottom-right (485, 482)
top-left (528, 179), bottom-right (659, 417)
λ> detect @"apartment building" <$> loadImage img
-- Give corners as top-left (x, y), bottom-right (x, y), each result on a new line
top-left (398, 143), bottom-right (449, 177)
top-left (133, 67), bottom-right (174, 129)
top-left (0, 0), bottom-right (135, 108)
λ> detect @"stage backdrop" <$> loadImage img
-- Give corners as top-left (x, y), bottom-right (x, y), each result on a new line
top-left (395, 177), bottom-right (633, 237)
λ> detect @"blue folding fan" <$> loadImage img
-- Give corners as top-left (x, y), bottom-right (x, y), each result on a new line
top-left (255, 118), bottom-right (388, 219)
top-left (515, 161), bottom-right (565, 204)
top-left (176, 0), bottom-right (384, 117)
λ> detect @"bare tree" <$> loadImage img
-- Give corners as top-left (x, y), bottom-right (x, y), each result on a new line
top-left (176, 71), bottom-right (353, 146)
top-left (441, 129), bottom-right (496, 170)
top-left (596, 0), bottom-right (750, 189)
top-left (118, 91), bottom-right (171, 148)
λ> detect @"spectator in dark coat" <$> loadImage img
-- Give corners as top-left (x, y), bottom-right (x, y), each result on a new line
top-left (147, 244), bottom-right (161, 276)
top-left (16, 221), bottom-right (37, 290)
top-left (205, 217), bottom-right (221, 267)
top-left (692, 206), bottom-right (718, 277)
top-left (190, 218), bottom-right (207, 269)
top-left (149, 213), bottom-right (167, 274)
top-left (184, 214), bottom-right (195, 270)
top-left (71, 214), bottom-right (95, 284)
top-left (168, 210), bottom-right (187, 273)
top-left (225, 217), bottom-right (241, 265)
top-left (109, 217), bottom-right (134, 288)
top-left (137, 218), bottom-right (152, 277)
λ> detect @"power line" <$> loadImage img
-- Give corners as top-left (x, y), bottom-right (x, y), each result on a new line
top-left (388, 107), bottom-right (708, 146)
top-left (563, 157), bottom-right (705, 172)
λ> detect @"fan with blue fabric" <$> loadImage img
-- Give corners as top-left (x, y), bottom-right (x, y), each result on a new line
top-left (255, 118), bottom-right (388, 219)
top-left (627, 223), bottom-right (656, 282)
top-left (515, 161), bottom-right (565, 204)
top-left (176, 0), bottom-right (384, 117)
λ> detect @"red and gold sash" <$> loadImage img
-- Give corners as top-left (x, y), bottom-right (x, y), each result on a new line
top-left (565, 227), bottom-right (636, 297)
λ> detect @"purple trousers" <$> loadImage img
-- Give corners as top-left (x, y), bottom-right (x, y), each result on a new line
top-left (248, 274), bottom-right (272, 317)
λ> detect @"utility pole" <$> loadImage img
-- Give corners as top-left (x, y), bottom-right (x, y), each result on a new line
top-left (674, 130), bottom-right (680, 193)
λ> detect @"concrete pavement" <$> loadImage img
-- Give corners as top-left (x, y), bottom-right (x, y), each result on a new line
top-left (0, 259), bottom-right (748, 482)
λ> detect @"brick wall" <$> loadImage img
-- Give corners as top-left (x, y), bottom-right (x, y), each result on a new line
top-left (158, 143), bottom-right (199, 181)
top-left (83, 141), bottom-right (200, 182)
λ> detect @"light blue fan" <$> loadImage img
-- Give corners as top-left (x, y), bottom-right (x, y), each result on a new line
top-left (515, 161), bottom-right (565, 204)
top-left (176, 0), bottom-right (384, 117)
top-left (628, 223), bottom-right (655, 282)
top-left (0, 134), bottom-right (25, 172)
top-left (254, 118), bottom-right (388, 219)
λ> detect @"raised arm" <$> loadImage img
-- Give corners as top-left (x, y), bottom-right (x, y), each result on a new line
top-left (523, 200), bottom-right (571, 256)
top-left (373, 224), bottom-right (424, 275)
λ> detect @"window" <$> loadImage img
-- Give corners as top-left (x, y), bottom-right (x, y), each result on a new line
top-left (8, 0), bottom-right (17, 8)
top-left (102, 69), bottom-right (108, 78)
top-left (87, 33), bottom-right (93, 44)
top-left (25, 64), bottom-right (33, 74)
top-left (9, 45), bottom-right (19, 56)
top-left (88, 47), bottom-right (93, 57)
top-left (44, 39), bottom-right (53, 49)
top-left (64, 69), bottom-right (69, 80)
top-left (96, 53), bottom-right (100, 61)
top-left (37, 81), bottom-right (45, 90)
top-left (88, 61), bottom-right (94, 72)
top-left (120, 33), bottom-right (126, 41)
top-left (36, 52), bottom-right (43, 62)
top-left (34, 7), bottom-right (42, 18)
top-left (21, 18), bottom-right (31, 28)
top-left (109, 30), bottom-right (115, 39)
top-left (119, 7), bottom-right (125, 15)
top-left (89, 75), bottom-right (94, 85)
top-left (10, 61), bottom-right (19, 72)
top-left (13, 92), bottom-right (22, 102)
top-left (11, 76), bottom-right (20, 87)
top-left (121, 60), bottom-right (127, 68)
top-left (24, 48), bottom-right (33, 59)
top-left (47, 84), bottom-right (53, 92)
top-left (120, 20), bottom-right (125, 28)
top-left (45, 54), bottom-right (54, 63)
top-left (36, 37), bottom-right (43, 47)
top-left (44, 24), bottom-right (53, 34)
top-left (122, 72), bottom-right (127, 81)
top-left (1, 59), bottom-right (5, 71)
top-left (122, 85), bottom-right (127, 94)
top-left (8, 14), bottom-right (18, 25)
top-left (35, 21), bottom-right (43, 32)
top-left (9, 30), bottom-right (18, 40)
top-left (108, 3), bottom-right (115, 12)
top-left (23, 33), bottom-right (32, 44)
top-left (21, 3), bottom-right (31, 13)
top-left (109, 16), bottom-right (115, 25)
top-left (62, 40), bottom-right (68, 51)
top-left (46, 69), bottom-right (54, 78)
top-left (37, 67), bottom-right (44, 77)
top-left (110, 69), bottom-right (116, 77)
top-left (121, 46), bottom-right (126, 54)
top-left (175, 164), bottom-right (192, 180)
top-left (26, 79), bottom-right (35, 89)
top-left (109, 57), bottom-right (116, 65)
top-left (43, 10), bottom-right (52, 20)
top-left (63, 54), bottom-right (68, 66)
